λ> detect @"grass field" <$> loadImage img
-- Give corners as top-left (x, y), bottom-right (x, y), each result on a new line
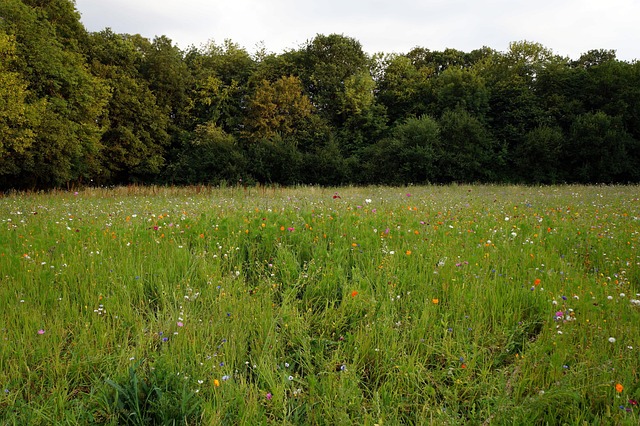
top-left (1, 185), bottom-right (639, 425)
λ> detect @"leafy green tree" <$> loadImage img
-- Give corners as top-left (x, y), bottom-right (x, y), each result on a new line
top-left (513, 126), bottom-right (566, 183)
top-left (86, 30), bottom-right (170, 183)
top-left (335, 71), bottom-right (388, 158)
top-left (0, 31), bottom-right (44, 179)
top-left (0, 0), bottom-right (109, 187)
top-left (244, 75), bottom-right (314, 141)
top-left (480, 42), bottom-right (563, 179)
top-left (436, 108), bottom-right (502, 182)
top-left (166, 122), bottom-right (245, 184)
top-left (246, 134), bottom-right (303, 185)
top-left (298, 34), bottom-right (370, 125)
top-left (428, 66), bottom-right (490, 120)
top-left (573, 49), bottom-right (617, 69)
top-left (23, 0), bottom-right (87, 45)
top-left (364, 115), bottom-right (440, 184)
top-left (534, 61), bottom-right (586, 132)
top-left (301, 137), bottom-right (349, 185)
top-left (376, 54), bottom-right (433, 124)
top-left (135, 35), bottom-right (193, 127)
top-left (566, 111), bottom-right (639, 183)
top-left (186, 40), bottom-right (255, 132)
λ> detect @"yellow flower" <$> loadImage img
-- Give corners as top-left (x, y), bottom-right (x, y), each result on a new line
top-left (214, 379), bottom-right (220, 387)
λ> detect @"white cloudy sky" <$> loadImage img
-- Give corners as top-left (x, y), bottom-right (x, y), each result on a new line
top-left (74, 0), bottom-right (640, 61)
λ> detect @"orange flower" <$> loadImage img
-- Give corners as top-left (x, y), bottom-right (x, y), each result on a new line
top-left (214, 379), bottom-right (220, 387)
top-left (432, 298), bottom-right (439, 304)
top-left (351, 291), bottom-right (358, 298)
top-left (405, 250), bottom-right (412, 255)
top-left (534, 279), bottom-right (541, 286)
top-left (615, 383), bottom-right (624, 393)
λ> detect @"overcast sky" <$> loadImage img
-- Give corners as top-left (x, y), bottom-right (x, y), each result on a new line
top-left (74, 0), bottom-right (640, 61)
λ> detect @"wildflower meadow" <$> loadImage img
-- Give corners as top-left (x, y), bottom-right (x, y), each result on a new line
top-left (1, 185), bottom-right (639, 425)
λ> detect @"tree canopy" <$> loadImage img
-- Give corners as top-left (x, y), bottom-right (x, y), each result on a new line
top-left (1, 0), bottom-right (639, 189)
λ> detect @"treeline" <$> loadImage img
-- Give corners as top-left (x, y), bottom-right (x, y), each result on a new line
top-left (2, 0), bottom-right (640, 189)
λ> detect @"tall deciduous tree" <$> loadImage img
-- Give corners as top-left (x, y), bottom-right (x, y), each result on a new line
top-left (376, 54), bottom-right (433, 124)
top-left (364, 115), bottom-right (440, 185)
top-left (187, 40), bottom-right (255, 132)
top-left (0, 31), bottom-right (44, 178)
top-left (87, 30), bottom-right (169, 183)
top-left (299, 34), bottom-right (370, 125)
top-left (0, 0), bottom-right (109, 187)
top-left (244, 75), bottom-right (314, 141)
top-left (567, 112), bottom-right (639, 183)
top-left (436, 108), bottom-right (502, 182)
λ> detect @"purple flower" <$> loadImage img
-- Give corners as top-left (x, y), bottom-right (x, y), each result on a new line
top-left (266, 392), bottom-right (272, 400)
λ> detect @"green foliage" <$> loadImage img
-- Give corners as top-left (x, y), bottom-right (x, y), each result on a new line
top-left (364, 115), bottom-right (440, 184)
top-left (299, 34), bottom-right (370, 125)
top-left (186, 40), bottom-right (254, 132)
top-left (567, 112), bottom-right (639, 183)
top-left (244, 75), bottom-right (314, 141)
top-left (0, 0), bottom-right (109, 188)
top-left (436, 108), bottom-right (502, 182)
top-left (167, 122), bottom-right (246, 184)
top-left (1, 1), bottom-right (640, 188)
top-left (513, 126), bottom-right (565, 183)
top-left (376, 54), bottom-right (433, 123)
top-left (86, 30), bottom-right (171, 184)
top-left (0, 31), bottom-right (43, 177)
top-left (246, 134), bottom-right (303, 184)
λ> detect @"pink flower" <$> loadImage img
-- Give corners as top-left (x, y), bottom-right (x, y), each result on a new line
top-left (266, 392), bottom-right (272, 400)
top-left (177, 321), bottom-right (184, 327)
top-left (37, 329), bottom-right (45, 335)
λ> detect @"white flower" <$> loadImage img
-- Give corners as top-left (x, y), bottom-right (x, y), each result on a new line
top-left (365, 199), bottom-right (372, 204)
top-left (620, 293), bottom-right (626, 298)
top-left (608, 337), bottom-right (616, 343)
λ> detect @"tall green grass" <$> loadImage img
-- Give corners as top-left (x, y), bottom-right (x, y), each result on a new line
top-left (1, 185), bottom-right (639, 424)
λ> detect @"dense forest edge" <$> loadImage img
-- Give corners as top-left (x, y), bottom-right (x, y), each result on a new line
top-left (1, 0), bottom-right (640, 190)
